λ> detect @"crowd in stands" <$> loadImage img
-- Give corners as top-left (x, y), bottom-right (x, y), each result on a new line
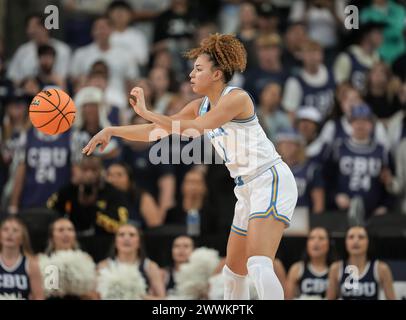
top-left (0, 0), bottom-right (405, 300)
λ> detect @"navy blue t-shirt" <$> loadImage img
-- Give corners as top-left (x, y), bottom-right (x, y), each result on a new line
top-left (295, 68), bottom-right (336, 121)
top-left (326, 138), bottom-right (390, 216)
top-left (19, 127), bottom-right (72, 209)
top-left (347, 51), bottom-right (370, 93)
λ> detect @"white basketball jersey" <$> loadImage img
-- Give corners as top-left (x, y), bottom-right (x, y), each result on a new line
top-left (199, 86), bottom-right (281, 178)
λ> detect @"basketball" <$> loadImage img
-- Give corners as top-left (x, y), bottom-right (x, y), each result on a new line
top-left (29, 88), bottom-right (76, 135)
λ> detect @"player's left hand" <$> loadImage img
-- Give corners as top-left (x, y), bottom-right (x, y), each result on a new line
top-left (129, 87), bottom-right (147, 117)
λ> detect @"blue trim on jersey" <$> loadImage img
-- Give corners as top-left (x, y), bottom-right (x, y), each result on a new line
top-left (230, 113), bottom-right (257, 123)
top-left (199, 86), bottom-right (256, 122)
top-left (248, 166), bottom-right (291, 225)
top-left (231, 224), bottom-right (247, 236)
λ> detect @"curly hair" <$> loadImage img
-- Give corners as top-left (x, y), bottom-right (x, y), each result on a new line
top-left (185, 33), bottom-right (247, 83)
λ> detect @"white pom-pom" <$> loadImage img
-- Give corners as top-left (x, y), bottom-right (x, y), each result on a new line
top-left (173, 247), bottom-right (220, 299)
top-left (38, 250), bottom-right (96, 297)
top-left (97, 262), bottom-right (147, 300)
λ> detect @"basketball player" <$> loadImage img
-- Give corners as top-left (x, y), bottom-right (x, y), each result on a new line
top-left (83, 33), bottom-right (298, 300)
top-left (286, 227), bottom-right (333, 299)
top-left (0, 217), bottom-right (43, 299)
top-left (327, 226), bottom-right (396, 300)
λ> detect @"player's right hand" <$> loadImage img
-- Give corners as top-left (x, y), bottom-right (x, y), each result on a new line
top-left (82, 127), bottom-right (112, 156)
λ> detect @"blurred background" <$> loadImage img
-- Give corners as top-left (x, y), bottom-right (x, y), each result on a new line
top-left (0, 0), bottom-right (406, 299)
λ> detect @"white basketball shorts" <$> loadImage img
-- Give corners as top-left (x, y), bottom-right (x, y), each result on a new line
top-left (231, 161), bottom-right (298, 236)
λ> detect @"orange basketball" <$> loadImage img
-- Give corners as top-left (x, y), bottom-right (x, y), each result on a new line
top-left (29, 88), bottom-right (76, 135)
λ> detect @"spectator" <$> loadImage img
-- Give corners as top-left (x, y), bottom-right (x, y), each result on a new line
top-left (283, 40), bottom-right (336, 122)
top-left (295, 106), bottom-right (325, 162)
top-left (97, 223), bottom-right (166, 298)
top-left (47, 156), bottom-right (130, 236)
top-left (107, 0), bottom-right (149, 68)
top-left (148, 66), bottom-right (176, 114)
top-left (72, 86), bottom-right (121, 166)
top-left (257, 83), bottom-right (291, 143)
top-left (161, 235), bottom-right (194, 295)
top-left (324, 104), bottom-right (392, 219)
top-left (154, 0), bottom-right (196, 54)
top-left (70, 16), bottom-right (138, 94)
top-left (387, 81), bottom-right (406, 150)
top-left (36, 44), bottom-right (67, 90)
top-left (289, 0), bottom-right (348, 64)
top-left (327, 226), bottom-right (396, 300)
top-left (256, 2), bottom-right (280, 36)
top-left (86, 66), bottom-right (124, 125)
top-left (85, 60), bottom-right (127, 112)
top-left (276, 130), bottom-right (325, 214)
top-left (319, 84), bottom-right (388, 151)
top-left (334, 21), bottom-right (384, 93)
top-left (121, 115), bottom-right (176, 212)
top-left (381, 139), bottom-right (406, 216)
top-left (218, 0), bottom-right (242, 34)
top-left (243, 34), bottom-right (288, 103)
top-left (236, 2), bottom-right (258, 69)
top-left (106, 162), bottom-right (166, 228)
top-left (364, 62), bottom-right (402, 123)
top-left (165, 80), bottom-right (198, 116)
top-left (8, 126), bottom-right (74, 214)
top-left (7, 14), bottom-right (71, 85)
top-left (281, 21), bottom-right (307, 74)
top-left (153, 0), bottom-right (198, 73)
top-left (61, 0), bottom-right (111, 47)
top-left (360, 0), bottom-right (406, 64)
top-left (384, 84), bottom-right (406, 215)
top-left (0, 216), bottom-right (44, 299)
top-left (165, 169), bottom-right (216, 235)
top-left (127, 0), bottom-right (171, 45)
top-left (286, 227), bottom-right (333, 299)
top-left (0, 92), bottom-right (30, 210)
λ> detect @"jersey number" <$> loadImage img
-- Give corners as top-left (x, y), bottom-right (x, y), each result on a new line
top-left (35, 167), bottom-right (56, 184)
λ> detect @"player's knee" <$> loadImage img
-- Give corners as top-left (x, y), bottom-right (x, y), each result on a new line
top-left (223, 264), bottom-right (247, 280)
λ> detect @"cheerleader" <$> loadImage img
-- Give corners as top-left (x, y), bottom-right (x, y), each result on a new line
top-left (42, 218), bottom-right (97, 299)
top-left (0, 217), bottom-right (43, 299)
top-left (286, 227), bottom-right (334, 299)
top-left (327, 226), bottom-right (396, 300)
top-left (161, 235), bottom-right (194, 295)
top-left (97, 223), bottom-right (165, 299)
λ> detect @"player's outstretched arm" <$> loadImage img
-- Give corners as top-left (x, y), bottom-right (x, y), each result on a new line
top-left (129, 87), bottom-right (247, 135)
top-left (82, 96), bottom-right (202, 156)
